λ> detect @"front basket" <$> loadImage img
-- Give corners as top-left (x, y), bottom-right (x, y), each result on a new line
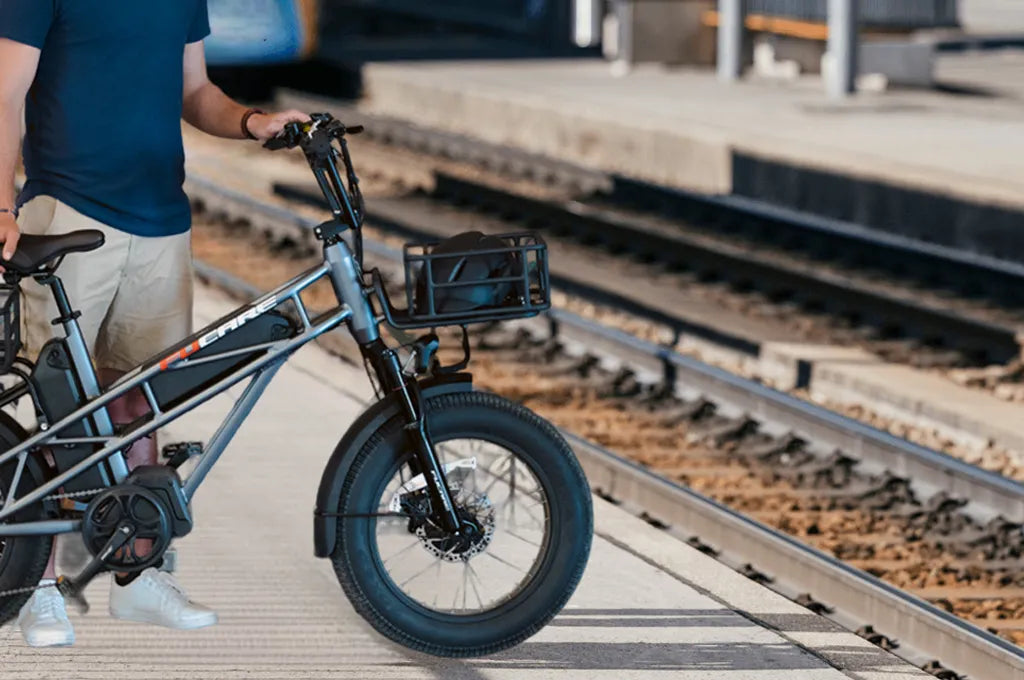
top-left (373, 231), bottom-right (551, 330)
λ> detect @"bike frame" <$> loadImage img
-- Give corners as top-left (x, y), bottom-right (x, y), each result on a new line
top-left (0, 234), bottom-right (458, 537)
top-left (0, 114), bottom-right (468, 544)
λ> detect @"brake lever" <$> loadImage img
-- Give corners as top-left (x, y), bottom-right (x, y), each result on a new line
top-left (263, 120), bottom-right (307, 151)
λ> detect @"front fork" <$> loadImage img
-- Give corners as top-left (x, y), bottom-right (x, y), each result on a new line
top-left (362, 339), bottom-right (462, 533)
top-left (324, 237), bottom-right (460, 533)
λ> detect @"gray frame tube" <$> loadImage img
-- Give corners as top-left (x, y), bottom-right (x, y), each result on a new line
top-left (0, 236), bottom-right (380, 534)
top-left (183, 363), bottom-right (282, 499)
top-left (0, 306), bottom-right (352, 521)
top-left (0, 520), bottom-right (82, 536)
top-left (57, 295), bottom-right (128, 482)
top-left (0, 263), bottom-right (333, 472)
top-left (325, 240), bottom-right (379, 344)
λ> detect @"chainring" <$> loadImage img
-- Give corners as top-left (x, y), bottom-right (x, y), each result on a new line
top-left (81, 484), bottom-right (172, 572)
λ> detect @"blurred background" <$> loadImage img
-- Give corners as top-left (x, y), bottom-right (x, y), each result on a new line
top-left (204, 0), bottom-right (1022, 96)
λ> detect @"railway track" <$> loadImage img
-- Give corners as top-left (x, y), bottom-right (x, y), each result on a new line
top-left (187, 183), bottom-right (1024, 680)
top-left (270, 95), bottom-right (1024, 370)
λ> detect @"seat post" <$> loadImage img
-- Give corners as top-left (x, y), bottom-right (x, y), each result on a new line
top-left (47, 274), bottom-right (76, 321)
top-left (38, 274), bottom-right (102, 398)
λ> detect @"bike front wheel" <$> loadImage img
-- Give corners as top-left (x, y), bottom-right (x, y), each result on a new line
top-left (330, 390), bottom-right (592, 657)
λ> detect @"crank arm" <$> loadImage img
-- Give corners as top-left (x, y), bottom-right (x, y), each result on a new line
top-left (57, 523), bottom-right (134, 614)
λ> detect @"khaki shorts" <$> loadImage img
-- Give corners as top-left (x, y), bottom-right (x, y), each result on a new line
top-left (17, 196), bottom-right (193, 373)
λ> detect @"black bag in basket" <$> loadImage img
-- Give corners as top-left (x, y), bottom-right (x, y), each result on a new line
top-left (414, 231), bottom-right (523, 315)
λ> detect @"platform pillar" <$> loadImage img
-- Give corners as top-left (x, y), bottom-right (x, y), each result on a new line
top-left (716, 0), bottom-right (746, 82)
top-left (573, 0), bottom-right (602, 47)
top-left (826, 0), bottom-right (859, 97)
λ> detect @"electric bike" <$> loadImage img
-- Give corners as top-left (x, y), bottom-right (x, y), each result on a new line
top-left (0, 113), bottom-right (593, 656)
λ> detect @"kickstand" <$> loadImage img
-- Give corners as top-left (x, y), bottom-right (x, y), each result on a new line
top-left (56, 523), bottom-right (134, 615)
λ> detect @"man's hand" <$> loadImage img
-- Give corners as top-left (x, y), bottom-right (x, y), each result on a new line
top-left (0, 213), bottom-right (19, 262)
top-left (245, 110), bottom-right (311, 142)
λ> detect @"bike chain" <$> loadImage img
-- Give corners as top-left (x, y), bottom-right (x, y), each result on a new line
top-left (0, 488), bottom-right (107, 600)
top-left (43, 487), bottom-right (107, 502)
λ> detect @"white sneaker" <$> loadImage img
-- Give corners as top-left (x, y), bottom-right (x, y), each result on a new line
top-left (108, 569), bottom-right (217, 630)
top-left (17, 582), bottom-right (75, 647)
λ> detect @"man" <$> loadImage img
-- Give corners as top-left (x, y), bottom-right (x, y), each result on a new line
top-left (0, 0), bottom-right (308, 646)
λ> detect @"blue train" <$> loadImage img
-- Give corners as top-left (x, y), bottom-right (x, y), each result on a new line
top-left (205, 0), bottom-right (319, 66)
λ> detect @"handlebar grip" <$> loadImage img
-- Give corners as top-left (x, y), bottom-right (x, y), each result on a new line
top-left (346, 125), bottom-right (365, 135)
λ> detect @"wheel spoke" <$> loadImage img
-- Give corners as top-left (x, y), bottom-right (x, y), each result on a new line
top-left (376, 437), bottom-right (551, 615)
top-left (398, 556), bottom-right (443, 589)
top-left (483, 550), bottom-right (527, 574)
top-left (381, 539), bottom-right (422, 566)
top-left (504, 528), bottom-right (542, 548)
top-left (505, 497), bottom-right (546, 529)
top-left (466, 562), bottom-right (486, 610)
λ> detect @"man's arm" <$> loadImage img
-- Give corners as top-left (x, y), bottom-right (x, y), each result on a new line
top-left (181, 42), bottom-right (307, 142)
top-left (0, 39), bottom-right (42, 259)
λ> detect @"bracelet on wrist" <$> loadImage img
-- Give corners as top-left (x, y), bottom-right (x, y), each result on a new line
top-left (241, 108), bottom-right (265, 141)
top-left (0, 207), bottom-right (18, 220)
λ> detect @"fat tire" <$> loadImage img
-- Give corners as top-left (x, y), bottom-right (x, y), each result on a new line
top-left (0, 412), bottom-right (53, 626)
top-left (330, 391), bottom-right (592, 657)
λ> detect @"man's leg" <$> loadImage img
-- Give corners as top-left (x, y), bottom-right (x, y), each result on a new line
top-left (99, 369), bottom-right (158, 569)
top-left (97, 230), bottom-right (215, 630)
top-left (100, 369), bottom-right (157, 468)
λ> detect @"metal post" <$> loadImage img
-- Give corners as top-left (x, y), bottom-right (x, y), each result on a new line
top-left (717, 0), bottom-right (746, 82)
top-left (827, 0), bottom-right (859, 97)
top-left (572, 0), bottom-right (601, 48)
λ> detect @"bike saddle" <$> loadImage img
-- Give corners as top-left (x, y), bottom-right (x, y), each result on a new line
top-left (1, 230), bottom-right (105, 275)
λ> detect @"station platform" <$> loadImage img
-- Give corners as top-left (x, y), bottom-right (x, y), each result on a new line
top-left (357, 50), bottom-right (1024, 264)
top-left (0, 282), bottom-right (929, 679)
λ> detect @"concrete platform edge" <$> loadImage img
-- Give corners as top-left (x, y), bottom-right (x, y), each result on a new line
top-left (592, 498), bottom-right (931, 679)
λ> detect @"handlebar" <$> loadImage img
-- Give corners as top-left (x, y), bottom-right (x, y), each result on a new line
top-left (263, 112), bottom-right (363, 152)
top-left (263, 112), bottom-right (367, 256)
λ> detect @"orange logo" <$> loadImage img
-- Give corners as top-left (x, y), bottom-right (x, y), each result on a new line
top-left (159, 341), bottom-right (199, 371)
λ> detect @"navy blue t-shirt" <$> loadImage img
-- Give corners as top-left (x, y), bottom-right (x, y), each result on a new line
top-left (0, 0), bottom-right (210, 236)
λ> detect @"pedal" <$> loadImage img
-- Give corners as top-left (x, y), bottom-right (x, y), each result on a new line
top-left (162, 441), bottom-right (203, 469)
top-left (55, 575), bottom-right (90, 615)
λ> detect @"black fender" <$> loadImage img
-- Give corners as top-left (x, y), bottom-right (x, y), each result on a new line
top-left (313, 373), bottom-right (473, 558)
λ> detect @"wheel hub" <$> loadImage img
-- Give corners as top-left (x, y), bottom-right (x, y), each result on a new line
top-left (414, 494), bottom-right (495, 562)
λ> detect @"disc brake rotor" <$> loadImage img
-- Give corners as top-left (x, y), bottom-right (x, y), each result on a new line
top-left (414, 494), bottom-right (495, 562)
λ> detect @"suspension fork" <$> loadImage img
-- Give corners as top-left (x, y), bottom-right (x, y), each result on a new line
top-left (362, 339), bottom-right (462, 533)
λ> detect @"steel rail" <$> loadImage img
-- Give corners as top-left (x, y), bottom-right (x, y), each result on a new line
top-left (543, 308), bottom-right (1024, 523)
top-left (568, 430), bottom-right (1024, 680)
